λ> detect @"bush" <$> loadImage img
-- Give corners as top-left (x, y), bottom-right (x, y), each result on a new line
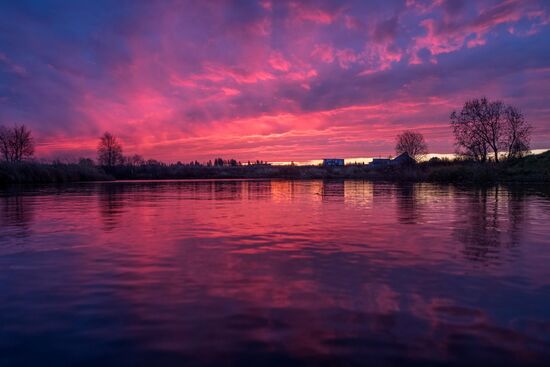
top-left (0, 162), bottom-right (112, 184)
top-left (1, 151), bottom-right (548, 184)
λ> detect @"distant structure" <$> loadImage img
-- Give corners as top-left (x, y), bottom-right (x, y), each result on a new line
top-left (323, 158), bottom-right (345, 166)
top-left (369, 158), bottom-right (391, 167)
top-left (368, 152), bottom-right (415, 167)
top-left (391, 152), bottom-right (415, 165)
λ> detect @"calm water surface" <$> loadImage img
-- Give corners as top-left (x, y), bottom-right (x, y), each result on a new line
top-left (1, 180), bottom-right (549, 366)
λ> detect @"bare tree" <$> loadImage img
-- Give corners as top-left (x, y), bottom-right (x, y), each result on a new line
top-left (79, 158), bottom-right (95, 167)
top-left (0, 124), bottom-right (35, 162)
top-left (451, 97), bottom-right (531, 162)
top-left (97, 132), bottom-right (123, 167)
top-left (450, 98), bottom-right (504, 162)
top-left (129, 154), bottom-right (145, 166)
top-left (451, 109), bottom-right (489, 162)
top-left (395, 130), bottom-right (428, 160)
top-left (450, 115), bottom-right (489, 162)
top-left (0, 126), bottom-right (10, 162)
top-left (12, 125), bottom-right (35, 162)
top-left (504, 105), bottom-right (531, 158)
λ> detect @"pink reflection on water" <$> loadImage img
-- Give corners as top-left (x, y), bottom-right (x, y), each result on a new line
top-left (1, 181), bottom-right (549, 365)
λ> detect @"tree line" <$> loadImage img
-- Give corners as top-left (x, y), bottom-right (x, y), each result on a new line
top-left (0, 125), bottom-right (34, 163)
top-left (394, 97), bottom-right (531, 162)
top-left (96, 132), bottom-right (268, 168)
top-left (450, 97), bottom-right (531, 162)
top-left (1, 96), bottom-right (534, 167)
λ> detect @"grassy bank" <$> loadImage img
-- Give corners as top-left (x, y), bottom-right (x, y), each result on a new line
top-left (1, 151), bottom-right (549, 185)
top-left (424, 151), bottom-right (550, 183)
top-left (0, 162), bottom-right (113, 184)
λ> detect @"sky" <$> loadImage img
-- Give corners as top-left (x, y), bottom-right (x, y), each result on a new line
top-left (1, 0), bottom-right (549, 163)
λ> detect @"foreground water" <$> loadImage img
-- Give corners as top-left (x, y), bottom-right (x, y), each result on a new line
top-left (1, 180), bottom-right (549, 366)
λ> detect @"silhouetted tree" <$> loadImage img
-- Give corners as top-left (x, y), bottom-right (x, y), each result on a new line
top-left (79, 158), bottom-right (95, 167)
top-left (504, 105), bottom-right (531, 159)
top-left (97, 132), bottom-right (123, 167)
top-left (395, 130), bottom-right (428, 160)
top-left (146, 159), bottom-right (161, 165)
top-left (0, 126), bottom-right (10, 162)
top-left (129, 154), bottom-right (145, 166)
top-left (451, 97), bottom-right (531, 162)
top-left (0, 124), bottom-right (35, 162)
top-left (452, 120), bottom-right (489, 162)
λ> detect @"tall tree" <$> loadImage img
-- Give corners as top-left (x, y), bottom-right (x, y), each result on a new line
top-left (0, 124), bottom-right (35, 162)
top-left (504, 105), bottom-right (531, 159)
top-left (129, 154), bottom-right (145, 166)
top-left (97, 132), bottom-right (123, 167)
top-left (451, 97), bottom-right (531, 162)
top-left (0, 125), bottom-right (10, 162)
top-left (450, 113), bottom-right (489, 162)
top-left (395, 130), bottom-right (428, 160)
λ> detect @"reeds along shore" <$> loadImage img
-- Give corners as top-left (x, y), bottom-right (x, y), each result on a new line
top-left (1, 151), bottom-right (549, 185)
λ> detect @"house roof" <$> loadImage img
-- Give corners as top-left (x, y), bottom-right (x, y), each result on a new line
top-left (393, 152), bottom-right (415, 162)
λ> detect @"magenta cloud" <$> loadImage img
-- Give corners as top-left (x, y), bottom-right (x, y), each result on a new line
top-left (0, 0), bottom-right (549, 162)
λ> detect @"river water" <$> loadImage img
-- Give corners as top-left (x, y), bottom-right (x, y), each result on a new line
top-left (1, 180), bottom-right (549, 366)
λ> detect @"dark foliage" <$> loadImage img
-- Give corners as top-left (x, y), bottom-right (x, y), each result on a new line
top-left (0, 124), bottom-right (35, 162)
top-left (395, 130), bottom-right (428, 160)
top-left (0, 161), bottom-right (112, 184)
top-left (450, 97), bottom-right (531, 162)
top-left (2, 151), bottom-right (548, 185)
top-left (97, 132), bottom-right (123, 167)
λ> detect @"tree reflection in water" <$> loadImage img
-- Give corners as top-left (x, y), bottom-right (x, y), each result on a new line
top-left (454, 186), bottom-right (527, 263)
top-left (0, 192), bottom-right (35, 240)
top-left (98, 183), bottom-right (127, 231)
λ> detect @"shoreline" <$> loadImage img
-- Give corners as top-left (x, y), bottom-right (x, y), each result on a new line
top-left (1, 151), bottom-right (549, 185)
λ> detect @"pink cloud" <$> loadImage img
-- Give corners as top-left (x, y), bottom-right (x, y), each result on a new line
top-left (335, 49), bottom-right (359, 69)
top-left (289, 2), bottom-right (338, 25)
top-left (269, 51), bottom-right (291, 72)
top-left (408, 0), bottom-right (548, 63)
top-left (311, 44), bottom-right (335, 63)
top-left (0, 52), bottom-right (28, 77)
top-left (3, 0), bottom-right (550, 163)
top-left (193, 64), bottom-right (275, 84)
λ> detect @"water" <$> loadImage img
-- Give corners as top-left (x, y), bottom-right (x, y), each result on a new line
top-left (1, 180), bottom-right (549, 366)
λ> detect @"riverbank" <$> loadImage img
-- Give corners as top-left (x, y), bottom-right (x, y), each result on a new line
top-left (1, 151), bottom-right (549, 185)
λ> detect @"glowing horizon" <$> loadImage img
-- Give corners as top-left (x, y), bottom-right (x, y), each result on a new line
top-left (1, 0), bottom-right (550, 163)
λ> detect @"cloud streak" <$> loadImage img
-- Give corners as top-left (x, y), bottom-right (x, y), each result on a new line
top-left (0, 0), bottom-right (549, 162)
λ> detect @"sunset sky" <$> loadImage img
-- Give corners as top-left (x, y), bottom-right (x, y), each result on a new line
top-left (1, 0), bottom-right (549, 163)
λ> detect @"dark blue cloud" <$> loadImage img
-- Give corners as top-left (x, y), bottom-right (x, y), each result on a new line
top-left (0, 0), bottom-right (549, 160)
